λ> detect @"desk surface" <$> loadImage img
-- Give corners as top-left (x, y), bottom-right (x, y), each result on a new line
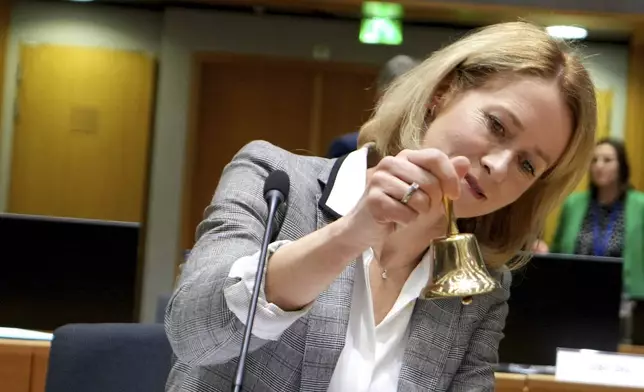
top-left (0, 338), bottom-right (51, 348)
top-left (527, 374), bottom-right (644, 391)
top-left (620, 344), bottom-right (644, 356)
top-left (496, 372), bottom-right (527, 392)
top-left (0, 339), bottom-right (50, 392)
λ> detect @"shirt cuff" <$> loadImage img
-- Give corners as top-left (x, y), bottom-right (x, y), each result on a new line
top-left (224, 240), bottom-right (312, 340)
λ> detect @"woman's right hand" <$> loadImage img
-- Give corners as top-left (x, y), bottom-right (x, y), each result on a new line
top-left (343, 148), bottom-right (471, 249)
top-left (266, 148), bottom-right (470, 311)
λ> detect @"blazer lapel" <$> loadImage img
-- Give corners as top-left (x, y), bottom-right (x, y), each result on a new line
top-left (397, 298), bottom-right (461, 392)
top-left (300, 162), bottom-right (355, 392)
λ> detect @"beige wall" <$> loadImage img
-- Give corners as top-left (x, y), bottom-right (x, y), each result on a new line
top-left (580, 43), bottom-right (629, 136)
top-left (0, 1), bottom-right (630, 322)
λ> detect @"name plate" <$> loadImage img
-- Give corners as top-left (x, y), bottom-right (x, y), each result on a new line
top-left (555, 348), bottom-right (644, 388)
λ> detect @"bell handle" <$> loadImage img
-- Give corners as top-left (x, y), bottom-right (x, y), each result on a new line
top-left (443, 197), bottom-right (459, 236)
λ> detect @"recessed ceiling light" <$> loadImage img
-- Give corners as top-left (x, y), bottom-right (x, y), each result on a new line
top-left (546, 25), bottom-right (588, 40)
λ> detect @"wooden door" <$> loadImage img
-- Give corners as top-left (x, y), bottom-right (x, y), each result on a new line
top-left (184, 58), bottom-right (316, 249)
top-left (182, 54), bottom-right (378, 250)
top-left (8, 44), bottom-right (156, 222)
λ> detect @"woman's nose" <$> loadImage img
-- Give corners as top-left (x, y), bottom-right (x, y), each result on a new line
top-left (481, 149), bottom-right (513, 183)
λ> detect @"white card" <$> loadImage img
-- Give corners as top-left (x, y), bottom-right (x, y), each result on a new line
top-left (555, 348), bottom-right (644, 388)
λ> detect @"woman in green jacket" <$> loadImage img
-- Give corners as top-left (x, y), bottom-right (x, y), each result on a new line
top-left (551, 138), bottom-right (644, 301)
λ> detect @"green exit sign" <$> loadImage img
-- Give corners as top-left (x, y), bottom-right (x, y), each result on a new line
top-left (359, 1), bottom-right (404, 45)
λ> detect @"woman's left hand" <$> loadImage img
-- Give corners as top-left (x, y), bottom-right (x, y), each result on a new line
top-left (532, 239), bottom-right (549, 254)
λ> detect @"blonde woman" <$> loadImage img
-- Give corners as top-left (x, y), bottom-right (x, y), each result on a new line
top-left (166, 22), bottom-right (597, 392)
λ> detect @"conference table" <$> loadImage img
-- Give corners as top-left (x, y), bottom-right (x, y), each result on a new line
top-left (1, 338), bottom-right (643, 392)
top-left (0, 339), bottom-right (49, 392)
top-left (496, 372), bottom-right (644, 392)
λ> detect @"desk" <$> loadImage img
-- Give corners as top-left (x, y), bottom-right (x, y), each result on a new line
top-left (527, 374), bottom-right (644, 391)
top-left (620, 344), bottom-right (644, 356)
top-left (0, 339), bottom-right (50, 392)
top-left (494, 373), bottom-right (644, 391)
top-left (491, 345), bottom-right (644, 391)
top-left (496, 372), bottom-right (528, 391)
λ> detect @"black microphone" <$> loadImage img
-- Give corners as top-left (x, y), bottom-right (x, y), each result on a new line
top-left (232, 170), bottom-right (290, 392)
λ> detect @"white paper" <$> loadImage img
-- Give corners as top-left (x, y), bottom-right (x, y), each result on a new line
top-left (0, 327), bottom-right (53, 341)
top-left (556, 348), bottom-right (644, 388)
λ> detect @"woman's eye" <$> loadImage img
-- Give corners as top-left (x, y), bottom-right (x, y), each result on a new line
top-left (521, 159), bottom-right (536, 176)
top-left (485, 113), bottom-right (505, 136)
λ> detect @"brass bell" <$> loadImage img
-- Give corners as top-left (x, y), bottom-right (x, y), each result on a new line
top-left (419, 197), bottom-right (498, 305)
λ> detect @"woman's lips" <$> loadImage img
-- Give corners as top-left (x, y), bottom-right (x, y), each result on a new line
top-left (464, 174), bottom-right (487, 200)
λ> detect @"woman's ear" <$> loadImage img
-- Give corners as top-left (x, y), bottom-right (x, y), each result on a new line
top-left (427, 95), bottom-right (442, 119)
top-left (430, 70), bottom-right (458, 115)
top-left (430, 95), bottom-right (442, 108)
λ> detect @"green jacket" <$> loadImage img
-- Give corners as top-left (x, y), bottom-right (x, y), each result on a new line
top-left (551, 190), bottom-right (644, 299)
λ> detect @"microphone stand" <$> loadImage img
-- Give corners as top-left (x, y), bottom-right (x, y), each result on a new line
top-left (232, 192), bottom-right (282, 392)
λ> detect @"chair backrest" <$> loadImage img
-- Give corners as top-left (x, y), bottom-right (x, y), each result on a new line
top-left (45, 323), bottom-right (172, 392)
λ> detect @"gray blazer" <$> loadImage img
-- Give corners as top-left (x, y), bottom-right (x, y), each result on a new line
top-left (165, 140), bottom-right (512, 392)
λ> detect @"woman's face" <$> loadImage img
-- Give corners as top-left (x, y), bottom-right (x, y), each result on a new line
top-left (423, 76), bottom-right (572, 218)
top-left (590, 143), bottom-right (619, 189)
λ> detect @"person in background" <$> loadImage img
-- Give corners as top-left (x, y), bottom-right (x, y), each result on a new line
top-left (326, 55), bottom-right (420, 159)
top-left (550, 138), bottom-right (644, 300)
top-left (551, 138), bottom-right (644, 343)
top-left (166, 22), bottom-right (598, 392)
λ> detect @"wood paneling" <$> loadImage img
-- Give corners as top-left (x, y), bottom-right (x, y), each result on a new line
top-left (620, 344), bottom-right (644, 356)
top-left (8, 44), bottom-right (155, 222)
top-left (0, 345), bottom-right (31, 392)
top-left (181, 53), bottom-right (377, 250)
top-left (0, 339), bottom-right (50, 392)
top-left (496, 372), bottom-right (527, 392)
top-left (0, 0), bottom-right (10, 142)
top-left (626, 29), bottom-right (644, 193)
top-left (30, 346), bottom-right (49, 392)
top-left (185, 57), bottom-right (315, 251)
top-left (319, 68), bottom-right (376, 156)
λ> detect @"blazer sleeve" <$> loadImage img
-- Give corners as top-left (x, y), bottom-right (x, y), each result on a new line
top-left (224, 240), bottom-right (312, 341)
top-left (448, 268), bottom-right (512, 392)
top-left (164, 141), bottom-right (306, 367)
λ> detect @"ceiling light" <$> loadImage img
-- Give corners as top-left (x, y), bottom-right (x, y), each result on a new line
top-left (546, 25), bottom-right (588, 40)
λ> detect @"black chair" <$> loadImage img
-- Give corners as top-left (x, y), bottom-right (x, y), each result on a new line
top-left (45, 323), bottom-right (173, 392)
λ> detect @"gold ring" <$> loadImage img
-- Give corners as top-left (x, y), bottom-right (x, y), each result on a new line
top-left (400, 182), bottom-right (420, 205)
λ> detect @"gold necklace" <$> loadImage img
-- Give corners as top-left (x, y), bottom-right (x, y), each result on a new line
top-left (372, 251), bottom-right (388, 279)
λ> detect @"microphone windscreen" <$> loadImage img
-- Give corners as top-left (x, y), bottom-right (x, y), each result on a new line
top-left (263, 170), bottom-right (290, 201)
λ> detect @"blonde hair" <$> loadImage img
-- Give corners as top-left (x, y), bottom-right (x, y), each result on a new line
top-left (358, 22), bottom-right (597, 269)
